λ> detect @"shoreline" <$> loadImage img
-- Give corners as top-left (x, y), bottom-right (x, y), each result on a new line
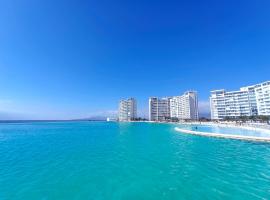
top-left (123, 120), bottom-right (270, 133)
top-left (174, 127), bottom-right (270, 142)
top-left (177, 121), bottom-right (270, 133)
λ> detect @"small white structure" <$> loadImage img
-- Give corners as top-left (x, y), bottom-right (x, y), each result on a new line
top-left (107, 117), bottom-right (117, 122)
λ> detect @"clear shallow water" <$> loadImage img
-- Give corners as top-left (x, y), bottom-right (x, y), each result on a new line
top-left (0, 122), bottom-right (270, 200)
top-left (178, 124), bottom-right (270, 138)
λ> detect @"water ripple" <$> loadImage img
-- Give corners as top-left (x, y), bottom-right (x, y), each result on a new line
top-left (0, 122), bottom-right (270, 199)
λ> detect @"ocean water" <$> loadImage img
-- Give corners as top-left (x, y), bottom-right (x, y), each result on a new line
top-left (0, 122), bottom-right (270, 200)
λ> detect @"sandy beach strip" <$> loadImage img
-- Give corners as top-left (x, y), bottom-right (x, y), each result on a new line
top-left (175, 127), bottom-right (270, 142)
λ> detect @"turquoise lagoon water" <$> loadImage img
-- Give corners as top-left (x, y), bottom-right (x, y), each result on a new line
top-left (0, 122), bottom-right (270, 200)
top-left (178, 124), bottom-right (270, 138)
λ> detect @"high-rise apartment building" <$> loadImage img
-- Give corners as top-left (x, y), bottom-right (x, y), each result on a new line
top-left (210, 81), bottom-right (270, 120)
top-left (118, 98), bottom-right (137, 121)
top-left (170, 91), bottom-right (199, 120)
top-left (149, 97), bottom-right (171, 121)
top-left (255, 81), bottom-right (270, 116)
top-left (149, 91), bottom-right (199, 121)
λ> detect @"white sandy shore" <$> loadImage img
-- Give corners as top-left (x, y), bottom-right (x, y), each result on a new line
top-left (174, 127), bottom-right (270, 142)
top-left (119, 121), bottom-right (270, 141)
top-left (177, 121), bottom-right (270, 133)
top-left (129, 121), bottom-right (270, 133)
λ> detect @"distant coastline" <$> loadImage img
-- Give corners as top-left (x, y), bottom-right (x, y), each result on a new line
top-left (0, 119), bottom-right (107, 124)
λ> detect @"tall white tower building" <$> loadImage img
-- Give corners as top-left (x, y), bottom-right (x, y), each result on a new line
top-left (170, 91), bottom-right (199, 120)
top-left (149, 97), bottom-right (171, 121)
top-left (254, 81), bottom-right (270, 116)
top-left (118, 98), bottom-right (137, 121)
top-left (149, 91), bottom-right (199, 121)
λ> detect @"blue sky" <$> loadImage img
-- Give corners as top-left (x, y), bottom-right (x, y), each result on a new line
top-left (0, 0), bottom-right (270, 119)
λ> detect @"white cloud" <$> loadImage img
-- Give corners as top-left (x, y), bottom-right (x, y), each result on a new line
top-left (87, 108), bottom-right (149, 119)
top-left (0, 99), bottom-right (13, 108)
top-left (88, 110), bottom-right (118, 118)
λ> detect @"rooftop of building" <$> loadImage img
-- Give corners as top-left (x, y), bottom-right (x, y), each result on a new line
top-left (211, 81), bottom-right (270, 94)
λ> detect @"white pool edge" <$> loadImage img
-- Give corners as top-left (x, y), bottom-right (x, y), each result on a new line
top-left (179, 122), bottom-right (270, 134)
top-left (174, 127), bottom-right (270, 142)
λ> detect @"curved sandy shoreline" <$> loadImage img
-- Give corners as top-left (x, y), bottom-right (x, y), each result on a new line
top-left (177, 122), bottom-right (270, 133)
top-left (174, 127), bottom-right (270, 142)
